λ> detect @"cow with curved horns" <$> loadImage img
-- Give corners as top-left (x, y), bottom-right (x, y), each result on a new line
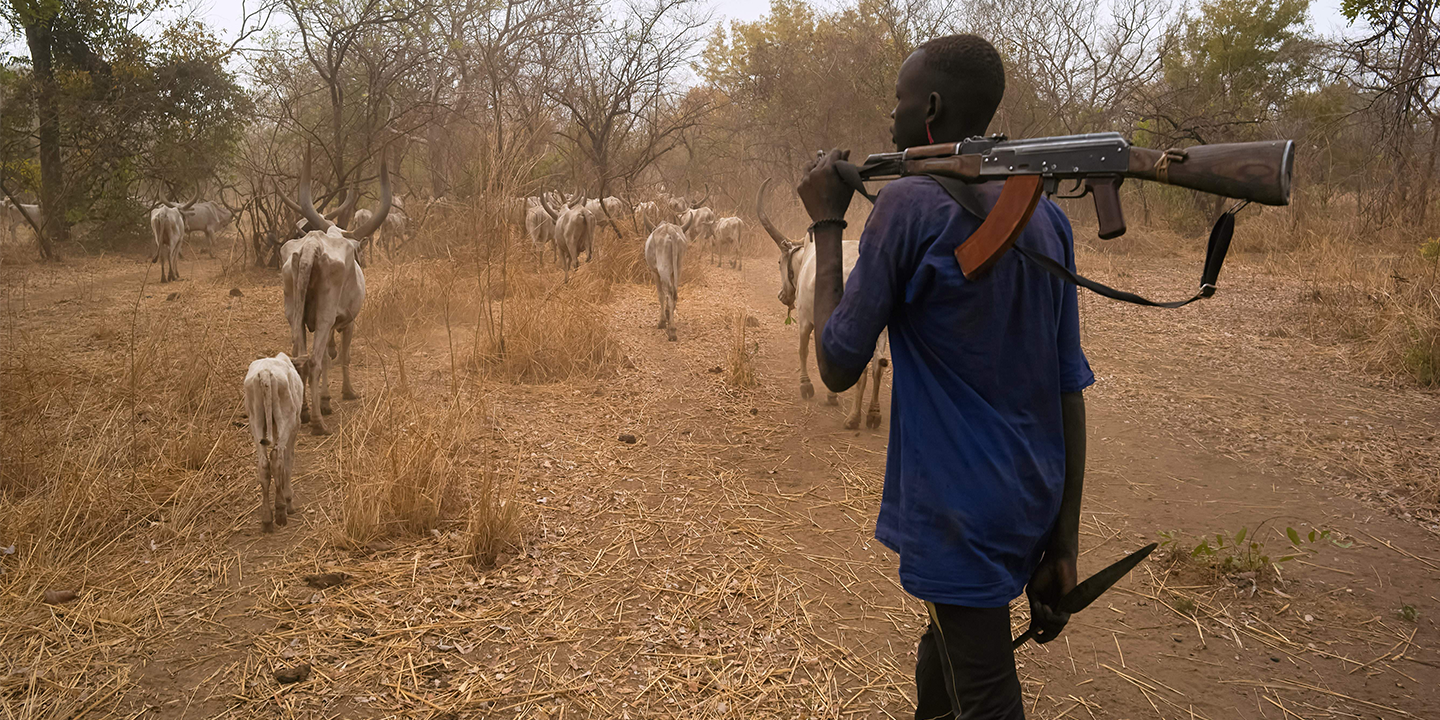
top-left (281, 145), bottom-right (391, 435)
top-left (150, 200), bottom-right (192, 282)
top-left (645, 208), bottom-right (698, 341)
top-left (757, 179), bottom-right (888, 430)
top-left (179, 201), bottom-right (234, 255)
top-left (539, 193), bottom-right (593, 282)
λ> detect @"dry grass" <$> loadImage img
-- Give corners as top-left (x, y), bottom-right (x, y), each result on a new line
top-left (726, 310), bottom-right (758, 388)
top-left (463, 465), bottom-right (523, 568)
top-left (332, 387), bottom-right (483, 547)
top-left (475, 268), bottom-right (620, 382)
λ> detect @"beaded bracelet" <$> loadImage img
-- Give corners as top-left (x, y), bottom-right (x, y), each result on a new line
top-left (808, 218), bottom-right (848, 233)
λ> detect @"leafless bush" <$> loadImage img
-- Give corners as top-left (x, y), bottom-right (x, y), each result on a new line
top-left (726, 310), bottom-right (758, 388)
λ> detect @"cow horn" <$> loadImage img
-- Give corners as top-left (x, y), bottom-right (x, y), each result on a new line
top-left (345, 148), bottom-right (391, 240)
top-left (324, 188), bottom-right (358, 224)
top-left (298, 144), bottom-right (335, 232)
top-left (275, 180), bottom-right (304, 215)
top-left (689, 183), bottom-right (710, 210)
top-left (756, 178), bottom-right (794, 250)
top-left (538, 192), bottom-right (560, 221)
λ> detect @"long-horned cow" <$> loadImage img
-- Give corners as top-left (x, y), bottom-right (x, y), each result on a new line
top-left (524, 196), bottom-right (556, 264)
top-left (179, 201), bottom-right (234, 255)
top-left (757, 179), bottom-right (888, 430)
top-left (539, 193), bottom-right (593, 282)
top-left (282, 145), bottom-right (391, 434)
top-left (243, 352), bottom-right (308, 531)
top-left (644, 210), bottom-right (698, 342)
top-left (150, 201), bottom-right (192, 282)
top-left (712, 216), bottom-right (744, 269)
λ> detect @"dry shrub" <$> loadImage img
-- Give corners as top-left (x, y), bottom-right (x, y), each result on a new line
top-left (726, 311), bottom-right (759, 388)
top-left (594, 226), bottom-right (652, 285)
top-left (0, 283), bottom-right (247, 581)
top-left (364, 261), bottom-right (470, 340)
top-left (333, 388), bottom-right (474, 546)
top-left (464, 467), bottom-right (522, 567)
top-left (475, 267), bottom-right (620, 382)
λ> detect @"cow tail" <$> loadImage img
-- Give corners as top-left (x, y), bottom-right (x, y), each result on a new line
top-left (293, 242), bottom-right (318, 326)
top-left (258, 373), bottom-right (277, 447)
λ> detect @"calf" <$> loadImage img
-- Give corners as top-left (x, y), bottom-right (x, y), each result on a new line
top-left (243, 353), bottom-right (308, 531)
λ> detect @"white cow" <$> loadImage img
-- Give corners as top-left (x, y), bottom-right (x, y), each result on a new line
top-left (150, 205), bottom-right (186, 282)
top-left (686, 206), bottom-right (717, 257)
top-left (644, 211), bottom-right (697, 342)
top-left (757, 179), bottom-right (888, 430)
top-left (713, 216), bottom-right (744, 269)
top-left (635, 201), bottom-right (665, 233)
top-left (243, 352), bottom-right (307, 531)
top-left (1, 199), bottom-right (42, 241)
top-left (282, 146), bottom-right (391, 435)
top-left (525, 200), bottom-right (556, 264)
top-left (180, 201), bottom-right (233, 255)
top-left (540, 194), bottom-right (594, 282)
top-left (584, 196), bottom-right (627, 232)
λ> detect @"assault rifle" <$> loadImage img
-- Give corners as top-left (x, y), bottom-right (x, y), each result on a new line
top-left (838, 132), bottom-right (1294, 303)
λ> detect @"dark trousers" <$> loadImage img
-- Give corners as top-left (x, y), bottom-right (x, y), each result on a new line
top-left (914, 602), bottom-right (1025, 720)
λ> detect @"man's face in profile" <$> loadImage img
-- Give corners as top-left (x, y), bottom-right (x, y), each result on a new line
top-left (891, 50), bottom-right (932, 152)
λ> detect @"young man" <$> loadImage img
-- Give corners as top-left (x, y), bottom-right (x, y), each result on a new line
top-left (795, 35), bottom-right (1093, 719)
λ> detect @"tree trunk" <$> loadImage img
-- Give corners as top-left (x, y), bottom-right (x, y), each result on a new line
top-left (1414, 117), bottom-right (1440, 231)
top-left (23, 15), bottom-right (66, 258)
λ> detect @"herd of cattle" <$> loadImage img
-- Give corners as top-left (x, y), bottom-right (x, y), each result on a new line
top-left (1, 162), bottom-right (890, 532)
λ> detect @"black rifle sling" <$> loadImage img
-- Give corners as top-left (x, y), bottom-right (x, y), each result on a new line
top-left (924, 174), bottom-right (1235, 308)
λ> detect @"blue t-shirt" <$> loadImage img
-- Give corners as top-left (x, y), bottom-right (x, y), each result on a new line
top-left (821, 176), bottom-right (1094, 608)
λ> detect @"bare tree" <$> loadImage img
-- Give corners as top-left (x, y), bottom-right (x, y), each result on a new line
top-left (547, 0), bottom-right (713, 208)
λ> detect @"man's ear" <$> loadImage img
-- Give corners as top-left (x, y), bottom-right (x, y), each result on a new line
top-left (926, 91), bottom-right (943, 126)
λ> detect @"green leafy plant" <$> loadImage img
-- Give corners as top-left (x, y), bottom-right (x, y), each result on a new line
top-left (1159, 524), bottom-right (1350, 574)
top-left (1398, 604), bottom-right (1418, 622)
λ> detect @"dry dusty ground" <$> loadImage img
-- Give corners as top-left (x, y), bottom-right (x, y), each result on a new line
top-left (1, 237), bottom-right (1438, 720)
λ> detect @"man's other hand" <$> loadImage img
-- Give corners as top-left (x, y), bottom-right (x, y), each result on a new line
top-left (797, 148), bottom-right (854, 223)
top-left (1025, 552), bottom-right (1077, 644)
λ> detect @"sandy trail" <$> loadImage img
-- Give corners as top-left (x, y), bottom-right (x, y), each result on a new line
top-left (1, 246), bottom-right (1437, 719)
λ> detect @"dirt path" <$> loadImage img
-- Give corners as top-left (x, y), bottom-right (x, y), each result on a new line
top-left (3, 247), bottom-right (1438, 719)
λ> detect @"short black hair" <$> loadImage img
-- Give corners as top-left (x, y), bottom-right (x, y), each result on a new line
top-left (917, 34), bottom-right (1005, 136)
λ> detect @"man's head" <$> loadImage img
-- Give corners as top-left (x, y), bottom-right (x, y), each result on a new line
top-left (891, 34), bottom-right (1006, 151)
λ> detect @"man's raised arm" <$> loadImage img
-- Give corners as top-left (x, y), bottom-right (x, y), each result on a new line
top-left (797, 149), bottom-right (865, 393)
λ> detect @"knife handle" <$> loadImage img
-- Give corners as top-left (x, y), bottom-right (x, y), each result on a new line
top-left (1011, 627), bottom-right (1037, 650)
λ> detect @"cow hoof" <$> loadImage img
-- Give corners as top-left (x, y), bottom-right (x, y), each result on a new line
top-left (311, 424), bottom-right (331, 436)
top-left (275, 511), bottom-right (288, 527)
top-left (667, 330), bottom-right (678, 342)
top-left (800, 381), bottom-right (814, 399)
top-left (320, 400), bottom-right (333, 415)
top-left (826, 393), bottom-right (839, 406)
top-left (343, 389), bottom-right (359, 401)
top-left (657, 320), bottom-right (666, 329)
top-left (286, 504), bottom-right (297, 515)
top-left (844, 416), bottom-right (860, 430)
top-left (262, 520), bottom-right (274, 533)
top-left (866, 411), bottom-right (882, 429)
top-left (300, 408), bottom-right (311, 423)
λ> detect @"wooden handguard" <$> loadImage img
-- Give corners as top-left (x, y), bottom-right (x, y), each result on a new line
top-left (956, 175), bottom-right (1043, 280)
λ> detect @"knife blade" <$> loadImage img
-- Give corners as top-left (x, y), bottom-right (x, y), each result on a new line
top-left (1013, 543), bottom-right (1158, 649)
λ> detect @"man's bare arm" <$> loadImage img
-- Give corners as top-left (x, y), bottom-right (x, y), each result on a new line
top-left (813, 224), bottom-right (865, 393)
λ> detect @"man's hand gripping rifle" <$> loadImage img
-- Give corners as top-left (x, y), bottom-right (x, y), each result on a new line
top-left (840, 132), bottom-right (1294, 296)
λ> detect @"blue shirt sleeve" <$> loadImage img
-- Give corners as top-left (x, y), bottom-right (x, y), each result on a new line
top-left (820, 186), bottom-right (916, 371)
top-left (1053, 209), bottom-right (1095, 393)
